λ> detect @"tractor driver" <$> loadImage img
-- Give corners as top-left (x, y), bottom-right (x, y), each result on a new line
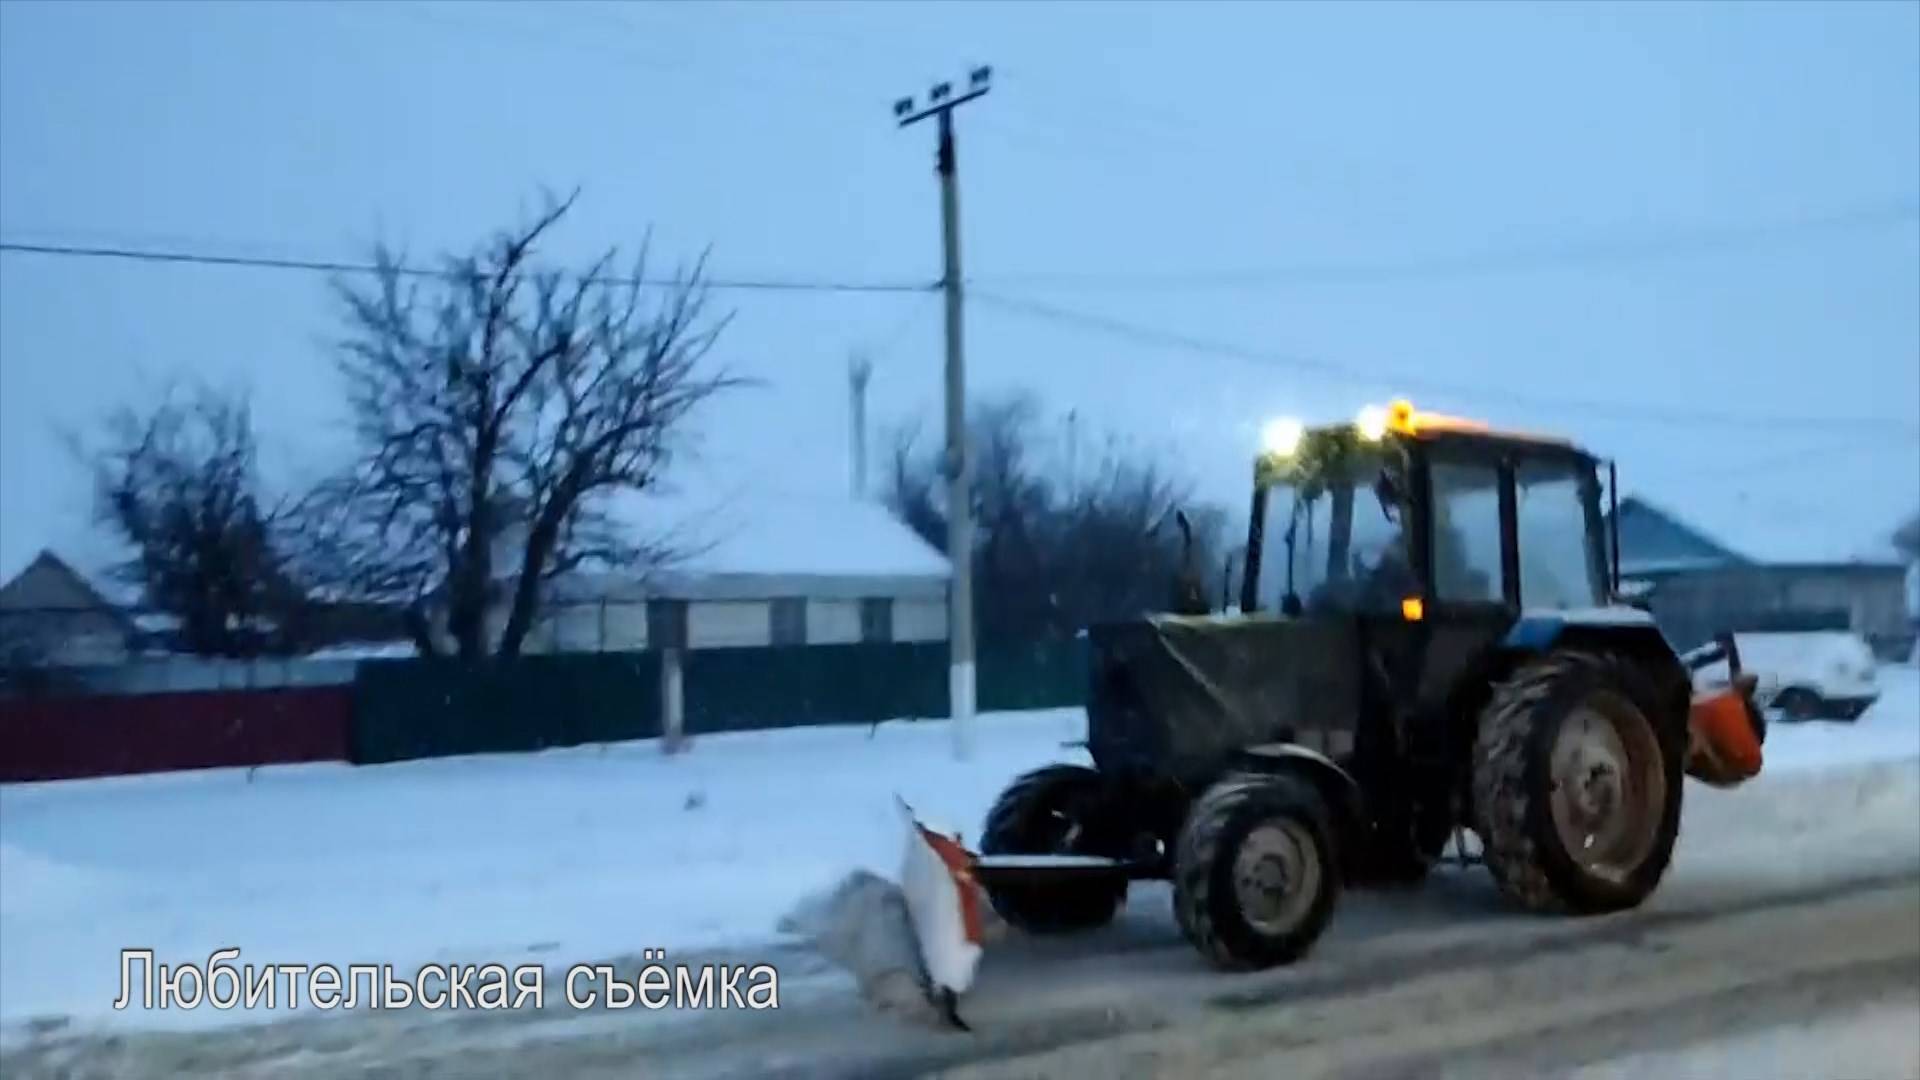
top-left (1356, 529), bottom-right (1418, 611)
top-left (1308, 473), bottom-right (1418, 614)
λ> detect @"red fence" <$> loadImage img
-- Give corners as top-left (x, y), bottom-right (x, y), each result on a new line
top-left (0, 687), bottom-right (352, 783)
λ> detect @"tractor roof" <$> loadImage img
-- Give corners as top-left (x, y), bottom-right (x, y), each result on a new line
top-left (1349, 400), bottom-right (1577, 449)
top-left (1259, 400), bottom-right (1595, 489)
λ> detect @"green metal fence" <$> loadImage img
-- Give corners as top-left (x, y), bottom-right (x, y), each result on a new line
top-left (351, 652), bottom-right (661, 764)
top-left (683, 642), bottom-right (948, 733)
top-left (978, 637), bottom-right (1089, 712)
top-left (350, 637), bottom-right (1091, 764)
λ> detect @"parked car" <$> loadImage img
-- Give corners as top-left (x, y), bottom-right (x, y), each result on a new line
top-left (1719, 631), bottom-right (1881, 722)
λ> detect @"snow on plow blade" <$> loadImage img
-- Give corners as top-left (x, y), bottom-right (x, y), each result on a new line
top-left (896, 798), bottom-right (987, 1003)
top-left (1681, 635), bottom-right (1766, 788)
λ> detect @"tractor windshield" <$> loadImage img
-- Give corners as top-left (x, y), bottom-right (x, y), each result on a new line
top-left (1253, 464), bottom-right (1412, 615)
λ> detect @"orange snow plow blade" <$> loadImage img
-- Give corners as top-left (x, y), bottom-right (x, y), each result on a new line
top-left (896, 800), bottom-right (988, 1008)
top-left (1680, 634), bottom-right (1765, 788)
top-left (896, 799), bottom-right (1136, 1020)
top-left (1686, 680), bottom-right (1763, 786)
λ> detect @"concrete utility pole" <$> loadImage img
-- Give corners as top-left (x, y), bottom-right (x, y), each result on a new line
top-left (894, 66), bottom-right (990, 759)
top-left (849, 353), bottom-right (872, 498)
top-left (1065, 408), bottom-right (1079, 495)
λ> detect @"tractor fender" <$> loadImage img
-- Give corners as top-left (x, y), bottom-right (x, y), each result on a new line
top-left (1501, 606), bottom-right (1663, 651)
top-left (1231, 743), bottom-right (1366, 841)
top-left (1498, 608), bottom-right (1695, 731)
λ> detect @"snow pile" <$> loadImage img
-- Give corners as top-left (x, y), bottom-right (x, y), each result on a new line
top-left (777, 870), bottom-right (944, 1027)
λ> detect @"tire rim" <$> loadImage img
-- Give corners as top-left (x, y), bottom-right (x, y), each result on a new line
top-left (1232, 820), bottom-right (1320, 936)
top-left (1548, 695), bottom-right (1665, 884)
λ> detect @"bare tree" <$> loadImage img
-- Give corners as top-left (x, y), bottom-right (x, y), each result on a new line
top-left (886, 393), bottom-right (1219, 641)
top-left (303, 194), bottom-right (737, 659)
top-left (1894, 511), bottom-right (1919, 561)
top-left (88, 387), bottom-right (309, 657)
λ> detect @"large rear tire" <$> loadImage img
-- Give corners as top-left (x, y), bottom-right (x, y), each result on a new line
top-left (1172, 773), bottom-right (1340, 970)
top-left (978, 764), bottom-right (1126, 933)
top-left (1472, 650), bottom-right (1683, 914)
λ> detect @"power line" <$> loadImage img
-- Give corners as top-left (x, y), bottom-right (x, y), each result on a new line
top-left (970, 201), bottom-right (1920, 291)
top-left (0, 240), bottom-right (936, 294)
top-left (971, 288), bottom-right (1920, 436)
top-left (1684, 436), bottom-right (1920, 480)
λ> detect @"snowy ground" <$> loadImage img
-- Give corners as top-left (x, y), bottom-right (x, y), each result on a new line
top-left (2, 665), bottom-right (1915, 1036)
top-left (0, 709), bottom-right (1087, 1029)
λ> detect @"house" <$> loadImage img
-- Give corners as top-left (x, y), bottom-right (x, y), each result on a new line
top-left (504, 491), bottom-right (951, 653)
top-left (0, 550), bottom-right (134, 666)
top-left (1615, 496), bottom-right (1914, 657)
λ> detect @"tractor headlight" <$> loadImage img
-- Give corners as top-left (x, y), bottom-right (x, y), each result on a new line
top-left (1261, 417), bottom-right (1305, 457)
top-left (1356, 404), bottom-right (1391, 442)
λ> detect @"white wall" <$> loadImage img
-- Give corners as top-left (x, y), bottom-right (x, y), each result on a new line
top-left (893, 597), bottom-right (948, 643)
top-left (505, 593), bottom-right (947, 652)
top-left (688, 600), bottom-right (771, 648)
top-left (806, 600), bottom-right (862, 645)
top-left (551, 603), bottom-right (603, 652)
top-left (604, 601), bottom-right (649, 650)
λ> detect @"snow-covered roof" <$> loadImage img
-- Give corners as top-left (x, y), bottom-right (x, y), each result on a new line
top-left (1619, 555), bottom-right (1734, 575)
top-left (1671, 493), bottom-right (1907, 568)
top-left (1621, 488), bottom-right (1910, 571)
top-left (1615, 496), bottom-right (1748, 575)
top-left (569, 488), bottom-right (950, 601)
top-left (0, 550), bottom-right (134, 624)
top-left (644, 492), bottom-right (948, 578)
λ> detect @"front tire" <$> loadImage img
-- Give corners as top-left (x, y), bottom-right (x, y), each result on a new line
top-left (978, 765), bottom-right (1126, 933)
top-left (1472, 650), bottom-right (1683, 915)
top-left (1172, 773), bottom-right (1340, 970)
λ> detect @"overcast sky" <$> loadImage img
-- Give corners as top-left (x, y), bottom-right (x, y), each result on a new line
top-left (2, 0), bottom-right (1916, 580)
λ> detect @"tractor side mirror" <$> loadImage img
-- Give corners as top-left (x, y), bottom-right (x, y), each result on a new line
top-left (1169, 509), bottom-right (1209, 615)
top-left (1372, 471), bottom-right (1403, 523)
top-left (1617, 578), bottom-right (1654, 613)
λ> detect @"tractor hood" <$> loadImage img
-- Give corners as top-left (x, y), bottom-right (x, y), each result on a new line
top-left (1084, 612), bottom-right (1362, 786)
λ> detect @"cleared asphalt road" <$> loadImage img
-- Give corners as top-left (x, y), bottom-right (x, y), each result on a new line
top-left (943, 876), bottom-right (1920, 1079)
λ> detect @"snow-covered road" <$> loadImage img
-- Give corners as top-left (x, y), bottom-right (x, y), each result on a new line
top-left (1, 666), bottom-right (1915, 1076)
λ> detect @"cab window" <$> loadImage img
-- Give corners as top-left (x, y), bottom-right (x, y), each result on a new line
top-left (1431, 461), bottom-right (1503, 603)
top-left (1516, 459), bottom-right (1604, 609)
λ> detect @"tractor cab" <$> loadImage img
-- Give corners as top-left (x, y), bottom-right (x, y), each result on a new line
top-left (1238, 400), bottom-right (1615, 625)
